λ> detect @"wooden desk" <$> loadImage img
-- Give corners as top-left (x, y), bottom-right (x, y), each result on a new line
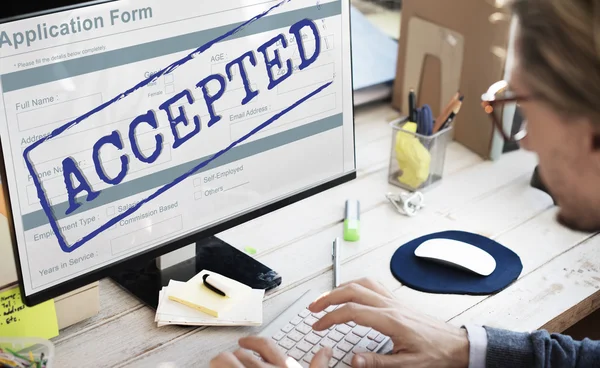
top-left (51, 102), bottom-right (600, 367)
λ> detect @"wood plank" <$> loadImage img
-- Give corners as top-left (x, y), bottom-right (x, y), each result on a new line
top-left (55, 279), bottom-right (142, 342)
top-left (392, 206), bottom-right (593, 321)
top-left (54, 106), bottom-right (477, 342)
top-left (353, 103), bottom-right (402, 146)
top-left (54, 151), bottom-right (540, 366)
top-left (259, 170), bottom-right (551, 299)
top-left (126, 212), bottom-right (599, 367)
top-left (114, 284), bottom-right (320, 368)
top-left (120, 214), bottom-right (599, 367)
top-left (57, 149), bottom-right (533, 364)
top-left (218, 141), bottom-right (479, 258)
top-left (450, 234), bottom-right (600, 333)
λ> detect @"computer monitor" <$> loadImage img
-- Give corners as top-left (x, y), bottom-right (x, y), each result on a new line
top-left (0, 0), bottom-right (356, 307)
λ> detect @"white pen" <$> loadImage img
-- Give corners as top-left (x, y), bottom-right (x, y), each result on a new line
top-left (332, 237), bottom-right (340, 288)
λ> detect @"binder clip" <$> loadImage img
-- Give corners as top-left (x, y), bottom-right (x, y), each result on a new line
top-left (385, 191), bottom-right (425, 217)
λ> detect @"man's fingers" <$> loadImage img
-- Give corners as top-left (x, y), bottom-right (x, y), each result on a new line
top-left (340, 278), bottom-right (394, 299)
top-left (312, 303), bottom-right (393, 333)
top-left (309, 347), bottom-right (332, 368)
top-left (352, 352), bottom-right (404, 368)
top-left (209, 352), bottom-right (245, 368)
top-left (238, 336), bottom-right (287, 366)
top-left (233, 349), bottom-right (267, 368)
top-left (308, 283), bottom-right (390, 313)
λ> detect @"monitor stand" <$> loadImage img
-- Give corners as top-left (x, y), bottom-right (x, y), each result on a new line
top-left (109, 235), bottom-right (281, 309)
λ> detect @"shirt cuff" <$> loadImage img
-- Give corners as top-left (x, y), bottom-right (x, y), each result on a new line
top-left (462, 324), bottom-right (488, 368)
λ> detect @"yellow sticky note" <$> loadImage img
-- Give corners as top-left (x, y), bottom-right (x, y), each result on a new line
top-left (0, 286), bottom-right (59, 339)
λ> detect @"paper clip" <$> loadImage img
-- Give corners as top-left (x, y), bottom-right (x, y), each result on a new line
top-left (385, 191), bottom-right (425, 217)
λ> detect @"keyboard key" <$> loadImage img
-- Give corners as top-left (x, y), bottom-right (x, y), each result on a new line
top-left (346, 321), bottom-right (357, 327)
top-left (279, 337), bottom-right (295, 350)
top-left (345, 334), bottom-right (361, 345)
top-left (327, 331), bottom-right (344, 342)
top-left (314, 329), bottom-right (329, 337)
top-left (342, 353), bottom-right (354, 365)
top-left (305, 333), bottom-right (321, 345)
top-left (288, 348), bottom-right (305, 360)
top-left (288, 330), bottom-right (304, 342)
top-left (272, 331), bottom-right (286, 341)
top-left (312, 311), bottom-right (327, 319)
top-left (303, 352), bottom-right (315, 363)
top-left (336, 362), bottom-right (351, 368)
top-left (352, 326), bottom-right (371, 337)
top-left (299, 309), bottom-right (311, 318)
top-left (297, 340), bottom-right (314, 353)
top-left (282, 324), bottom-right (294, 333)
top-left (320, 338), bottom-right (337, 348)
top-left (328, 359), bottom-right (338, 368)
top-left (367, 341), bottom-right (379, 351)
top-left (325, 305), bottom-right (337, 313)
top-left (336, 341), bottom-right (353, 353)
top-left (352, 346), bottom-right (368, 354)
top-left (367, 331), bottom-right (378, 340)
top-left (375, 334), bottom-right (385, 343)
top-left (304, 316), bottom-right (319, 326)
top-left (329, 325), bottom-right (336, 330)
top-left (332, 348), bottom-right (346, 360)
top-left (335, 324), bottom-right (352, 335)
top-left (312, 345), bottom-right (322, 354)
top-left (291, 316), bottom-right (303, 325)
top-left (296, 323), bottom-right (312, 334)
top-left (300, 361), bottom-right (310, 368)
top-left (277, 345), bottom-right (288, 354)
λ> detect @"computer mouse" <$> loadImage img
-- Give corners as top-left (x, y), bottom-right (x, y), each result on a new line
top-left (414, 238), bottom-right (496, 276)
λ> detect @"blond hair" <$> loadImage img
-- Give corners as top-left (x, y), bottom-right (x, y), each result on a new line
top-left (510, 0), bottom-right (600, 119)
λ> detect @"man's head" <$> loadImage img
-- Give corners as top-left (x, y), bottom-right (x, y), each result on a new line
top-left (507, 0), bottom-right (600, 232)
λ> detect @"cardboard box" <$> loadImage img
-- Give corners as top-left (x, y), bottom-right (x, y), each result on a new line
top-left (0, 185), bottom-right (99, 330)
top-left (392, 0), bottom-right (512, 159)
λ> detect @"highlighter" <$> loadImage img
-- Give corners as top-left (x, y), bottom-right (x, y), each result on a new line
top-left (343, 199), bottom-right (360, 242)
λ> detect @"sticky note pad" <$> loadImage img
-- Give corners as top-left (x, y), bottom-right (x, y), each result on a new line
top-left (0, 286), bottom-right (59, 339)
top-left (167, 270), bottom-right (251, 317)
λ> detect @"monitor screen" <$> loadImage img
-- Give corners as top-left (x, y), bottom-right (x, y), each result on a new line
top-left (0, 0), bottom-right (355, 305)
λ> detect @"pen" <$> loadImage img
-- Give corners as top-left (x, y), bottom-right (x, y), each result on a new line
top-left (440, 98), bottom-right (464, 131)
top-left (408, 89), bottom-right (417, 122)
top-left (332, 237), bottom-right (340, 288)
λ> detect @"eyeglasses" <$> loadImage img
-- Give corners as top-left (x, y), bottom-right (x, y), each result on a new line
top-left (481, 80), bottom-right (530, 142)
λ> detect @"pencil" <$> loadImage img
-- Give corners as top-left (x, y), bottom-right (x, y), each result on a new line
top-left (433, 92), bottom-right (460, 133)
top-left (439, 100), bottom-right (463, 131)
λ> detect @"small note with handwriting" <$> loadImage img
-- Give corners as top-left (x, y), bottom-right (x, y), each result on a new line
top-left (0, 286), bottom-right (59, 339)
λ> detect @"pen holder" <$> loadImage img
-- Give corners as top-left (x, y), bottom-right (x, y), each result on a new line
top-left (388, 117), bottom-right (453, 192)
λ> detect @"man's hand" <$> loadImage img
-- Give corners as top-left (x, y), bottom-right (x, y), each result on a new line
top-left (210, 336), bottom-right (332, 367)
top-left (308, 278), bottom-right (470, 368)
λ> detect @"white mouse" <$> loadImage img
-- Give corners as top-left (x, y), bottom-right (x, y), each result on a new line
top-left (414, 238), bottom-right (496, 276)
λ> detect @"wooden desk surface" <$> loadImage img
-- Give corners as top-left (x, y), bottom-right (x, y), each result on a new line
top-left (51, 102), bottom-right (600, 367)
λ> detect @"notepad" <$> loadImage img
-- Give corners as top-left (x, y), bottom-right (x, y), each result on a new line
top-left (155, 281), bottom-right (264, 327)
top-left (167, 270), bottom-right (253, 317)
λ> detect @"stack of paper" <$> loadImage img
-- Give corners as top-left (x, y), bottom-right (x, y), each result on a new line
top-left (155, 270), bottom-right (264, 327)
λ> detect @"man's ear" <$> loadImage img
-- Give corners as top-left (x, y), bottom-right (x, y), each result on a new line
top-left (593, 133), bottom-right (600, 151)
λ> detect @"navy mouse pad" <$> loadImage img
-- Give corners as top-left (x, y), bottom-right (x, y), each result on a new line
top-left (390, 230), bottom-right (523, 295)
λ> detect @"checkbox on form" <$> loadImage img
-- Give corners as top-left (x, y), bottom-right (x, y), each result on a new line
top-left (107, 206), bottom-right (115, 216)
top-left (193, 178), bottom-right (202, 187)
top-left (165, 84), bottom-right (175, 94)
top-left (194, 191), bottom-right (202, 200)
top-left (164, 74), bottom-right (174, 83)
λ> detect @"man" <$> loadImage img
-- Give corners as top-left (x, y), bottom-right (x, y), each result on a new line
top-left (210, 0), bottom-right (600, 366)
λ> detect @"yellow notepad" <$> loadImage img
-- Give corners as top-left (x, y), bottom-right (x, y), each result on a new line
top-left (167, 270), bottom-right (252, 317)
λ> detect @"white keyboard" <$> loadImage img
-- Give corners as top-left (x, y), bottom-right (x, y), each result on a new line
top-left (258, 290), bottom-right (391, 367)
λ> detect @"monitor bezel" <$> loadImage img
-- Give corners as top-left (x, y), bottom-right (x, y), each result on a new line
top-left (0, 0), bottom-right (357, 306)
